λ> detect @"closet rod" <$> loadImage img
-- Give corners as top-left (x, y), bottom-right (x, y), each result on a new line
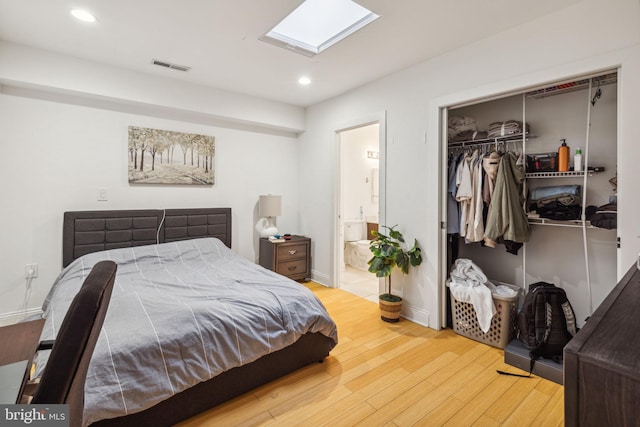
top-left (448, 140), bottom-right (500, 149)
top-left (447, 132), bottom-right (532, 148)
top-left (447, 140), bottom-right (510, 154)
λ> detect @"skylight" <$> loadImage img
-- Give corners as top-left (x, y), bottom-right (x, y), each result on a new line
top-left (260, 0), bottom-right (380, 57)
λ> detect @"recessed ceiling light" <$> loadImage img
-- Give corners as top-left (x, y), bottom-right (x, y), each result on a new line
top-left (70, 9), bottom-right (97, 23)
top-left (298, 76), bottom-right (312, 85)
top-left (260, 0), bottom-right (380, 57)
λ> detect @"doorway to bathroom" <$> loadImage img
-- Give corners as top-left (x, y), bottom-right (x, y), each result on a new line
top-left (337, 122), bottom-right (380, 303)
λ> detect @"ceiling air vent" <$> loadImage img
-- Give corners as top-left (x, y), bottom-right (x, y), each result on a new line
top-left (151, 59), bottom-right (191, 72)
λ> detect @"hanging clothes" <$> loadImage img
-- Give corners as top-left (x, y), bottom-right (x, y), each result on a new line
top-left (482, 151), bottom-right (501, 203)
top-left (447, 153), bottom-right (462, 234)
top-left (455, 151), bottom-right (473, 238)
top-left (465, 150), bottom-right (485, 243)
top-left (482, 151), bottom-right (501, 248)
top-left (484, 151), bottom-right (530, 244)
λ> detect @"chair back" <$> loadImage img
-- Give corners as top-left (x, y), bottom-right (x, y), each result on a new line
top-left (32, 261), bottom-right (117, 426)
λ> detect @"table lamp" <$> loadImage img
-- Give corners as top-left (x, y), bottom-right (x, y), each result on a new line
top-left (256, 195), bottom-right (281, 238)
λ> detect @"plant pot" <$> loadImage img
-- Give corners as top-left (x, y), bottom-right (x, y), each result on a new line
top-left (379, 297), bottom-right (402, 323)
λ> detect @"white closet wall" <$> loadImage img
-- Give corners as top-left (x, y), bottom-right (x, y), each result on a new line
top-left (449, 77), bottom-right (618, 326)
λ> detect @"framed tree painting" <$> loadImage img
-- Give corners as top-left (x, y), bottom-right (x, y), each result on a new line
top-left (128, 126), bottom-right (215, 185)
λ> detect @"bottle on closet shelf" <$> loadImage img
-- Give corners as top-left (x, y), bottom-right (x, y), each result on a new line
top-left (574, 148), bottom-right (583, 172)
top-left (558, 139), bottom-right (570, 172)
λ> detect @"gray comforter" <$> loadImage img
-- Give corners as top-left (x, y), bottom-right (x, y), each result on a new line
top-left (36, 238), bottom-right (338, 425)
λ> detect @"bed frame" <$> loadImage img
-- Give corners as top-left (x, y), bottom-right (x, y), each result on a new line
top-left (63, 208), bottom-right (233, 267)
top-left (61, 208), bottom-right (333, 426)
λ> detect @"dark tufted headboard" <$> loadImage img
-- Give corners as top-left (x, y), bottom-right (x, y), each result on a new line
top-left (63, 208), bottom-right (232, 267)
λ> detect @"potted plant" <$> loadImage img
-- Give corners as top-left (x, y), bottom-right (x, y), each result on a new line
top-left (368, 225), bottom-right (423, 322)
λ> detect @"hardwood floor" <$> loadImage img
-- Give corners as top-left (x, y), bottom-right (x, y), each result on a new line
top-left (178, 282), bottom-right (563, 426)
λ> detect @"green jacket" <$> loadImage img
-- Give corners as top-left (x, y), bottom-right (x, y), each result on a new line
top-left (484, 152), bottom-right (530, 243)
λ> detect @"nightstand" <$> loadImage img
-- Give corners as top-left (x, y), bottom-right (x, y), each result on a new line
top-left (259, 235), bottom-right (311, 281)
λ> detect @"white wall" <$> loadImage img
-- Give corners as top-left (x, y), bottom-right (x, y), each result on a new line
top-left (299, 0), bottom-right (640, 328)
top-left (0, 92), bottom-right (300, 321)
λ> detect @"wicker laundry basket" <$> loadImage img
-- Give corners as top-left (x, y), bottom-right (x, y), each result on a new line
top-left (450, 281), bottom-right (521, 349)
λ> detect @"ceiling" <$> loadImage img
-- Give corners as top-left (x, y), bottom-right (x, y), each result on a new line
top-left (0, 0), bottom-right (583, 107)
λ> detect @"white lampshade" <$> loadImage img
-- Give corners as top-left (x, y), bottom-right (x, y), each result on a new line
top-left (256, 195), bottom-right (282, 238)
top-left (259, 195), bottom-right (281, 217)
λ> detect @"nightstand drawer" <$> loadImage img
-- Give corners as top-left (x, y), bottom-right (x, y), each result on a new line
top-left (259, 235), bottom-right (311, 281)
top-left (276, 259), bottom-right (308, 277)
top-left (276, 243), bottom-right (307, 261)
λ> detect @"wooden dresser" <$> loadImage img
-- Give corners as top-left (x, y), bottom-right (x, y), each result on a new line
top-left (564, 262), bottom-right (640, 426)
top-left (259, 236), bottom-right (311, 281)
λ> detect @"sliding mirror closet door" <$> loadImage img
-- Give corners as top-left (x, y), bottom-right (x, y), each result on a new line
top-left (444, 71), bottom-right (618, 329)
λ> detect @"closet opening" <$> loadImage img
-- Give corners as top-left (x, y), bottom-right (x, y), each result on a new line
top-left (442, 70), bottom-right (618, 333)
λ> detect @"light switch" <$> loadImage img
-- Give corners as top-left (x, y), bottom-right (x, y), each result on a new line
top-left (97, 188), bottom-right (108, 201)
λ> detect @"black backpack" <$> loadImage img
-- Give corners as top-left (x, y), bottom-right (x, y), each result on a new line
top-left (498, 282), bottom-right (578, 378)
top-left (517, 281), bottom-right (578, 359)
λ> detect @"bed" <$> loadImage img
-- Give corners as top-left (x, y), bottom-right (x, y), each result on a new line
top-left (37, 208), bottom-right (338, 426)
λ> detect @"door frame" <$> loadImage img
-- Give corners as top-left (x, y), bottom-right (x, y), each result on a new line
top-left (332, 111), bottom-right (387, 290)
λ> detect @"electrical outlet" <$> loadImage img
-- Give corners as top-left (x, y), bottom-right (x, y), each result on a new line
top-left (25, 263), bottom-right (38, 279)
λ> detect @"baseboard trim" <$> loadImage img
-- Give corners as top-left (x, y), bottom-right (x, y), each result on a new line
top-left (402, 302), bottom-right (431, 328)
top-left (311, 270), bottom-right (330, 287)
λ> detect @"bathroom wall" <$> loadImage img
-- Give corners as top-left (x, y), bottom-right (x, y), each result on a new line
top-left (341, 123), bottom-right (380, 228)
